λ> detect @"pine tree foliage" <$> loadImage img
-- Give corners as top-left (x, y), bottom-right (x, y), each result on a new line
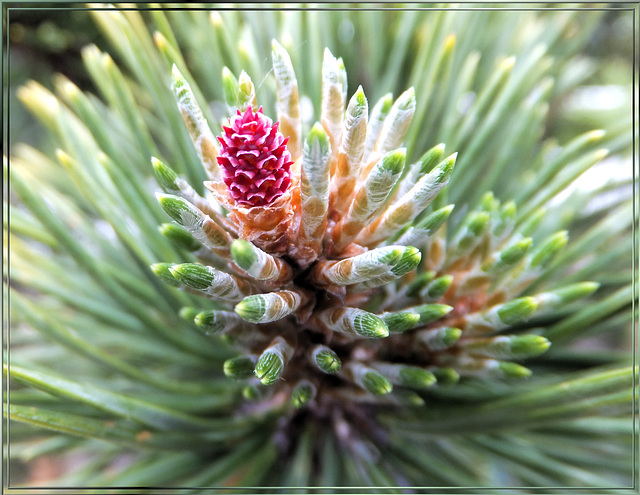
top-left (4, 5), bottom-right (636, 491)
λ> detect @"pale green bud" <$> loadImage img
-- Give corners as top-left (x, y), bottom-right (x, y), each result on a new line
top-left (508, 335), bottom-right (551, 357)
top-left (406, 271), bottom-right (436, 297)
top-left (393, 391), bottom-right (426, 406)
top-left (376, 87), bottom-right (415, 153)
top-left (159, 223), bottom-right (201, 251)
top-left (381, 311), bottom-right (421, 333)
top-left (224, 355), bottom-right (257, 379)
top-left (353, 312), bottom-right (389, 338)
top-left (390, 246), bottom-right (422, 276)
top-left (169, 263), bottom-right (214, 291)
top-left (371, 362), bottom-right (435, 390)
top-left (170, 263), bottom-right (250, 302)
top-left (530, 230), bottom-right (569, 268)
top-left (221, 66), bottom-right (238, 108)
top-left (414, 204), bottom-right (455, 233)
top-left (431, 367), bottom-right (460, 385)
top-left (462, 334), bottom-right (551, 359)
top-left (547, 282), bottom-right (599, 304)
top-left (362, 370), bottom-right (393, 395)
top-left (534, 282), bottom-right (599, 312)
top-left (397, 205), bottom-right (455, 247)
top-left (479, 191), bottom-right (499, 212)
top-left (291, 381), bottom-right (316, 408)
top-left (156, 193), bottom-right (200, 226)
top-left (307, 121), bottom-right (331, 150)
top-left (425, 275), bottom-right (453, 300)
top-left (311, 346), bottom-right (342, 374)
top-left (316, 307), bottom-right (389, 339)
top-left (380, 148), bottom-right (407, 175)
top-left (195, 310), bottom-right (244, 334)
top-left (497, 297), bottom-right (538, 325)
top-left (363, 93), bottom-right (394, 160)
top-left (417, 143), bottom-right (446, 175)
top-left (178, 306), bottom-right (200, 321)
top-left (234, 290), bottom-right (301, 324)
top-left (456, 211), bottom-right (490, 252)
top-left (254, 337), bottom-right (293, 386)
top-left (493, 201), bottom-right (516, 238)
top-left (254, 352), bottom-right (284, 386)
top-left (498, 238), bottom-right (533, 266)
top-left (398, 367), bottom-right (437, 389)
top-left (230, 239), bottom-right (258, 271)
top-left (411, 303), bottom-right (453, 324)
top-left (150, 262), bottom-right (180, 286)
top-left (519, 207), bottom-right (546, 237)
top-left (237, 71), bottom-right (255, 111)
top-left (498, 362), bottom-right (532, 378)
top-left (152, 157), bottom-right (179, 192)
top-left (242, 385), bottom-right (261, 400)
top-left (417, 326), bottom-right (462, 351)
top-left (482, 238), bottom-right (532, 274)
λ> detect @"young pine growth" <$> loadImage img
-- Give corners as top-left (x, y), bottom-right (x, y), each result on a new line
top-left (7, 8), bottom-right (632, 490)
top-left (146, 42), bottom-right (610, 442)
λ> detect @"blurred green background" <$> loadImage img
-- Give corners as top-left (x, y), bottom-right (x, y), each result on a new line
top-left (7, 4), bottom-right (635, 150)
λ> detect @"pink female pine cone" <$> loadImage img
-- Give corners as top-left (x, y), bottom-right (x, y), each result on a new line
top-left (217, 106), bottom-right (294, 208)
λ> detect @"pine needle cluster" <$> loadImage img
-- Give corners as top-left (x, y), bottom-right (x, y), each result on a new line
top-left (5, 5), bottom-right (635, 490)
